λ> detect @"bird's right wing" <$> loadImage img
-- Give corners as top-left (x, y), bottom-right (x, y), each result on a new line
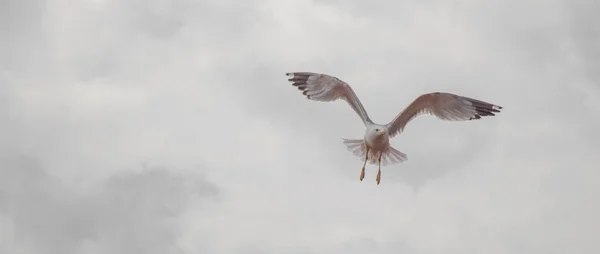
top-left (285, 72), bottom-right (373, 125)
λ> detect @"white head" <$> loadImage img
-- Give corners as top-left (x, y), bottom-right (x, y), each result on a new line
top-left (365, 125), bottom-right (388, 145)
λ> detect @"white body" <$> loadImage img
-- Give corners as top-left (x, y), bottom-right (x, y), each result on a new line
top-left (343, 124), bottom-right (407, 166)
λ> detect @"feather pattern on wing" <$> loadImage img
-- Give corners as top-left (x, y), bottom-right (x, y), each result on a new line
top-left (386, 92), bottom-right (503, 138)
top-left (286, 72), bottom-right (373, 125)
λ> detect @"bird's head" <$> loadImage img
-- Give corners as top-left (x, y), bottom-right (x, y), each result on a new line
top-left (368, 125), bottom-right (387, 138)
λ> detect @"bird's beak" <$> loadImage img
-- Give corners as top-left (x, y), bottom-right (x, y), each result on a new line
top-left (380, 130), bottom-right (386, 135)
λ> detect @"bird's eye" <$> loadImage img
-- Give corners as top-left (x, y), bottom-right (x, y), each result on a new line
top-left (375, 128), bottom-right (379, 131)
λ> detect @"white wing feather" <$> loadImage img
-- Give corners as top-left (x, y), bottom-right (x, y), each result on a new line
top-left (286, 72), bottom-right (373, 125)
top-left (386, 92), bottom-right (503, 138)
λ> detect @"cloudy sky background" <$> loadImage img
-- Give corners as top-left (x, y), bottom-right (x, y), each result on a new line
top-left (1, 0), bottom-right (599, 253)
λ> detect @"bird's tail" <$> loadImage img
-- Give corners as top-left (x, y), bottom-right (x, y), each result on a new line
top-left (341, 139), bottom-right (407, 166)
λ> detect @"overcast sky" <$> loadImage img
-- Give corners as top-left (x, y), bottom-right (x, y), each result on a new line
top-left (1, 0), bottom-right (599, 253)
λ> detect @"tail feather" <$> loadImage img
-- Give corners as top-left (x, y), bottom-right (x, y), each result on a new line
top-left (342, 139), bottom-right (407, 166)
top-left (341, 138), bottom-right (366, 158)
top-left (381, 146), bottom-right (407, 166)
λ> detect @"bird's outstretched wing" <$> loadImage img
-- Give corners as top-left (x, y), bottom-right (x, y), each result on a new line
top-left (386, 92), bottom-right (502, 138)
top-left (286, 72), bottom-right (373, 125)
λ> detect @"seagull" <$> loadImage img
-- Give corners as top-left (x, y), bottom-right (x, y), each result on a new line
top-left (285, 72), bottom-right (503, 185)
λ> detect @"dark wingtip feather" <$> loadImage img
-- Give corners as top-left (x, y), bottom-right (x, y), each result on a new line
top-left (462, 96), bottom-right (504, 120)
top-left (286, 73), bottom-right (309, 88)
top-left (289, 77), bottom-right (306, 82)
top-left (492, 105), bottom-right (503, 112)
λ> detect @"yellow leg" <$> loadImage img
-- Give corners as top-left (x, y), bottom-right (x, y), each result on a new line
top-left (376, 156), bottom-right (381, 185)
top-left (360, 149), bottom-right (369, 181)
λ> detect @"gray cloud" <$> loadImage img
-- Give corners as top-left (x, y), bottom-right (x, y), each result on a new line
top-left (1, 0), bottom-right (599, 253)
top-left (563, 1), bottom-right (600, 83)
top-left (0, 155), bottom-right (218, 254)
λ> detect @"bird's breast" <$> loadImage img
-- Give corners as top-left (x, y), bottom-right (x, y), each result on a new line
top-left (365, 134), bottom-right (389, 150)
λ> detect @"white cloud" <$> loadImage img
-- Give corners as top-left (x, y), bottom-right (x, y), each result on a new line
top-left (1, 0), bottom-right (599, 253)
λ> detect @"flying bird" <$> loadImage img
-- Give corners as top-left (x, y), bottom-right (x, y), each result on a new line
top-left (285, 72), bottom-right (503, 185)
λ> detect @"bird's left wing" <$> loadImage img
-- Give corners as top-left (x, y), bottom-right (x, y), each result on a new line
top-left (285, 72), bottom-right (373, 125)
top-left (385, 92), bottom-right (503, 138)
